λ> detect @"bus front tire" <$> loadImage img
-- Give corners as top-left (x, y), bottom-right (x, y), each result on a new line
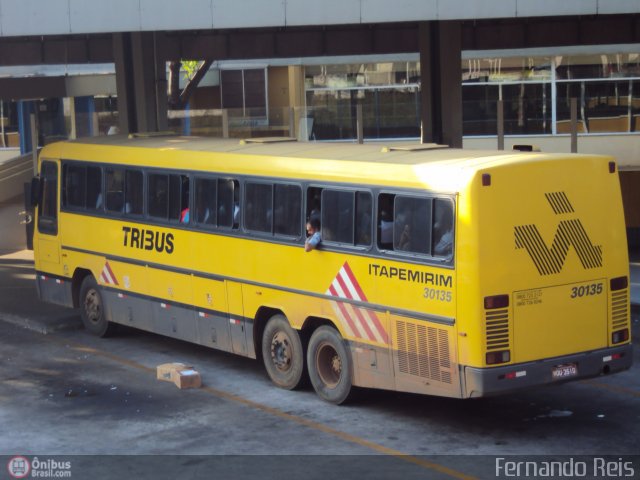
top-left (79, 276), bottom-right (115, 337)
top-left (261, 314), bottom-right (305, 390)
top-left (307, 326), bottom-right (353, 404)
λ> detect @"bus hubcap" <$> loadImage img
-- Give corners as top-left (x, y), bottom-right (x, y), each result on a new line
top-left (316, 343), bottom-right (341, 388)
top-left (270, 332), bottom-right (292, 372)
top-left (84, 289), bottom-right (101, 323)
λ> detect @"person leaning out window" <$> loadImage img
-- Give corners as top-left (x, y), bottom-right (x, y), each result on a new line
top-left (305, 218), bottom-right (321, 252)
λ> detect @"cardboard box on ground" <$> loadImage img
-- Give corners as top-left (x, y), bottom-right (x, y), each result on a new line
top-left (156, 363), bottom-right (202, 389)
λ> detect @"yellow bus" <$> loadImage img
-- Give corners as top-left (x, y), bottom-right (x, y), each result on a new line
top-left (30, 135), bottom-right (632, 403)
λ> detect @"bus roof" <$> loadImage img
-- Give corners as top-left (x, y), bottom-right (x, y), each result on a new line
top-left (41, 135), bottom-right (612, 192)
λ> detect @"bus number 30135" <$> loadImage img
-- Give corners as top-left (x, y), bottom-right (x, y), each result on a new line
top-left (423, 288), bottom-right (452, 302)
top-left (570, 283), bottom-right (603, 298)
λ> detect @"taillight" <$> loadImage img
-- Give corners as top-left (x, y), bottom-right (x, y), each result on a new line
top-left (610, 276), bottom-right (628, 291)
top-left (612, 329), bottom-right (629, 344)
top-left (486, 350), bottom-right (510, 365)
top-left (484, 294), bottom-right (509, 310)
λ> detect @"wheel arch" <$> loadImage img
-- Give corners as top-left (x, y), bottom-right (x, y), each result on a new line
top-left (252, 306), bottom-right (285, 363)
top-left (300, 316), bottom-right (338, 346)
top-left (71, 267), bottom-right (93, 308)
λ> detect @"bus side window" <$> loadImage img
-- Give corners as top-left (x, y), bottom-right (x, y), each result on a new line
top-left (125, 170), bottom-right (143, 215)
top-left (148, 173), bottom-right (169, 219)
top-left (168, 174), bottom-right (189, 222)
top-left (86, 166), bottom-right (103, 211)
top-left (64, 164), bottom-right (86, 209)
top-left (195, 177), bottom-right (217, 226)
top-left (306, 187), bottom-right (322, 224)
top-left (169, 175), bottom-right (181, 221)
top-left (355, 191), bottom-right (372, 246)
top-left (245, 182), bottom-right (272, 233)
top-left (393, 196), bottom-right (431, 255)
top-left (105, 168), bottom-right (125, 213)
top-left (319, 189), bottom-right (371, 247)
top-left (377, 193), bottom-right (394, 250)
top-left (274, 184), bottom-right (301, 237)
top-left (432, 198), bottom-right (454, 258)
top-left (321, 190), bottom-right (354, 244)
top-left (218, 178), bottom-right (239, 229)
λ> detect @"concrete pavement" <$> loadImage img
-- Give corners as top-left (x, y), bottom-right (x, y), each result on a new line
top-left (0, 148), bottom-right (21, 163)
top-left (0, 196), bottom-right (82, 334)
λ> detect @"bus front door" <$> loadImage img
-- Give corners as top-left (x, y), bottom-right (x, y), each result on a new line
top-left (34, 160), bottom-right (70, 306)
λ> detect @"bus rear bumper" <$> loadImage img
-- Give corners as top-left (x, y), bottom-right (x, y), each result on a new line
top-left (463, 344), bottom-right (632, 398)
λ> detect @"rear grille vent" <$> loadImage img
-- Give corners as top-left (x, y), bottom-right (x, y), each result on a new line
top-left (610, 289), bottom-right (629, 331)
top-left (485, 308), bottom-right (510, 351)
top-left (396, 321), bottom-right (452, 384)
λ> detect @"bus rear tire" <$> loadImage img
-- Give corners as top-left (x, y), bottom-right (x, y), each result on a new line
top-left (261, 314), bottom-right (305, 390)
top-left (79, 276), bottom-right (115, 337)
top-left (307, 326), bottom-right (353, 404)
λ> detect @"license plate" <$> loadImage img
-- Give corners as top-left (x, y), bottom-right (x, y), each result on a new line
top-left (552, 363), bottom-right (578, 380)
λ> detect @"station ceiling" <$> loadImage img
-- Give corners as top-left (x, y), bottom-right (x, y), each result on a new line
top-left (0, 15), bottom-right (639, 67)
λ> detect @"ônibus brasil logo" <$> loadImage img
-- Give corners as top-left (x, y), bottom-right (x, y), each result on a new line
top-left (7, 456), bottom-right (30, 479)
top-left (7, 456), bottom-right (71, 478)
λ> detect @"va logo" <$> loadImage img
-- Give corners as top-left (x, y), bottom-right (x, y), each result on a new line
top-left (515, 192), bottom-right (603, 275)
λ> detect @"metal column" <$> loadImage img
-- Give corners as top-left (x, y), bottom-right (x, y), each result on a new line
top-left (113, 32), bottom-right (168, 134)
top-left (419, 21), bottom-right (463, 148)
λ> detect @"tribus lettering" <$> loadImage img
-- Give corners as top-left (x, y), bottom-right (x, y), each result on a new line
top-left (122, 226), bottom-right (174, 254)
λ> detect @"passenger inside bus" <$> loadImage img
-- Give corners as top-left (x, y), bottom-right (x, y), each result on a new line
top-left (398, 223), bottom-right (411, 250)
top-left (433, 201), bottom-right (453, 257)
top-left (305, 218), bottom-right (322, 252)
top-left (180, 208), bottom-right (189, 223)
top-left (379, 210), bottom-right (393, 247)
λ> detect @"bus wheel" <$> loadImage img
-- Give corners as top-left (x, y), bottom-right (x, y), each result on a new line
top-left (307, 326), bottom-right (352, 404)
top-left (79, 276), bottom-right (115, 337)
top-left (262, 314), bottom-right (304, 390)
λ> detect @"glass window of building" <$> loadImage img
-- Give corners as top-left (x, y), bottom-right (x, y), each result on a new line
top-left (461, 56), bottom-right (552, 136)
top-left (304, 62), bottom-right (421, 141)
top-left (220, 68), bottom-right (267, 119)
top-left (555, 53), bottom-right (640, 134)
top-left (462, 51), bottom-right (640, 136)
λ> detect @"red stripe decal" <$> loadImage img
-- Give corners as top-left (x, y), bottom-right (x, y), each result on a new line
top-left (105, 262), bottom-right (119, 286)
top-left (335, 273), bottom-right (355, 300)
top-left (329, 285), bottom-right (359, 336)
top-left (367, 310), bottom-right (389, 344)
top-left (335, 274), bottom-right (376, 341)
top-left (351, 305), bottom-right (377, 342)
top-left (342, 262), bottom-right (368, 301)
